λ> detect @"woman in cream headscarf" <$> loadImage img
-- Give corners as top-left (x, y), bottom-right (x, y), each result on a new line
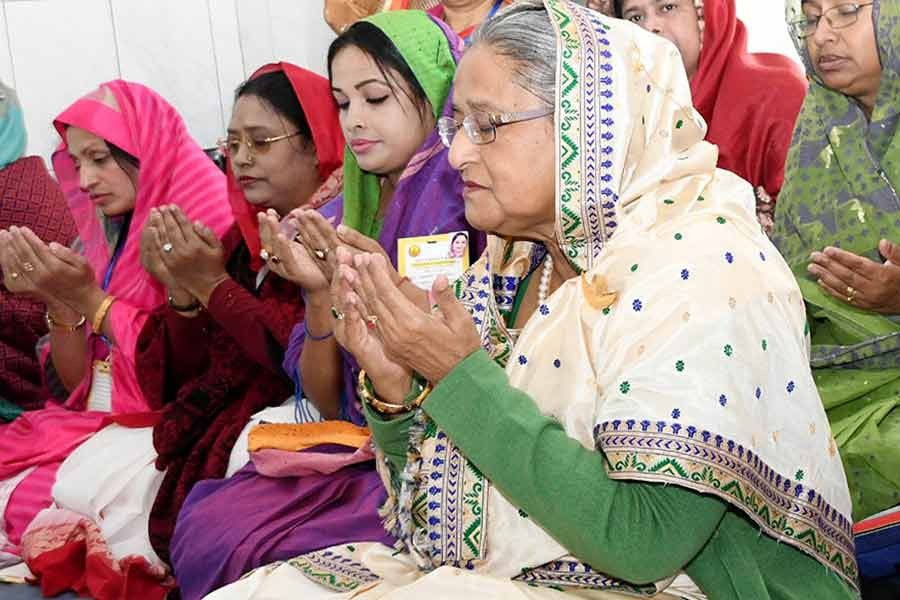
top-left (208, 1), bottom-right (857, 598)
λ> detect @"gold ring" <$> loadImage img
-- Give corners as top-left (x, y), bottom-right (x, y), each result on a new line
top-left (270, 255), bottom-right (281, 265)
top-left (330, 306), bottom-right (345, 320)
top-left (846, 286), bottom-right (856, 303)
top-left (313, 248), bottom-right (329, 261)
top-left (22, 262), bottom-right (34, 272)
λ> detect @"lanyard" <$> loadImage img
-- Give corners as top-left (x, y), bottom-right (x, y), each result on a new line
top-left (96, 218), bottom-right (130, 348)
top-left (102, 219), bottom-right (130, 291)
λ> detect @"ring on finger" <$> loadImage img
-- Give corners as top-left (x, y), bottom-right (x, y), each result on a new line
top-left (330, 305), bottom-right (345, 320)
top-left (22, 261), bottom-right (35, 272)
top-left (846, 285), bottom-right (857, 304)
top-left (260, 248), bottom-right (271, 262)
top-left (162, 242), bottom-right (174, 254)
top-left (314, 248), bottom-right (329, 261)
top-left (365, 315), bottom-right (378, 329)
top-left (270, 254), bottom-right (281, 265)
top-left (9, 272), bottom-right (19, 279)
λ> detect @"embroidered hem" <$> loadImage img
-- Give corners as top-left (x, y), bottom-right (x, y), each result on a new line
top-left (596, 420), bottom-right (858, 589)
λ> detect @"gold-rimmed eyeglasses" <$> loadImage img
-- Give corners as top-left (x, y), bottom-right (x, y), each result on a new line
top-left (437, 107), bottom-right (553, 148)
top-left (217, 131), bottom-right (301, 161)
top-left (790, 2), bottom-right (873, 39)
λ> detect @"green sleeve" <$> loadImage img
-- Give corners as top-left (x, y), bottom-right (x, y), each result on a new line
top-left (423, 350), bottom-right (727, 585)
top-left (364, 401), bottom-right (415, 475)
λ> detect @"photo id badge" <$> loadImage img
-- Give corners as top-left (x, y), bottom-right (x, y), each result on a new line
top-left (87, 359), bottom-right (112, 413)
top-left (397, 231), bottom-right (470, 290)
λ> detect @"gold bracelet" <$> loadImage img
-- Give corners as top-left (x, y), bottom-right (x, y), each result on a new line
top-left (357, 369), bottom-right (432, 415)
top-left (45, 311), bottom-right (86, 333)
top-left (92, 295), bottom-right (117, 333)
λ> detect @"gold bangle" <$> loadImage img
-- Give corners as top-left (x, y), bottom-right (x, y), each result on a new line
top-left (92, 295), bottom-right (117, 333)
top-left (357, 369), bottom-right (432, 415)
top-left (45, 311), bottom-right (86, 333)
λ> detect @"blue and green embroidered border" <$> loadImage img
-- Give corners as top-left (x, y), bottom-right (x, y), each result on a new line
top-left (595, 420), bottom-right (859, 589)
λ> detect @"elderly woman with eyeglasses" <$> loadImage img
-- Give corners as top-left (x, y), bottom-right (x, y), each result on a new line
top-left (205, 2), bottom-right (858, 599)
top-left (772, 0), bottom-right (900, 524)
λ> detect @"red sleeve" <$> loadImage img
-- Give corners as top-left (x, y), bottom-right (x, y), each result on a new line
top-left (135, 305), bottom-right (213, 410)
top-left (204, 276), bottom-right (304, 373)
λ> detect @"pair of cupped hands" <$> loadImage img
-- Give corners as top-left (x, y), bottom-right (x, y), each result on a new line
top-left (257, 207), bottom-right (481, 403)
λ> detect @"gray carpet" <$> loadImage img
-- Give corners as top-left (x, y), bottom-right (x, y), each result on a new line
top-left (0, 585), bottom-right (78, 599)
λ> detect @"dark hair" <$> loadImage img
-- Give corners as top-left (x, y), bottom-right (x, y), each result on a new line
top-left (613, 0), bottom-right (624, 18)
top-left (235, 70), bottom-right (313, 144)
top-left (451, 232), bottom-right (468, 244)
top-left (327, 21), bottom-right (430, 121)
top-left (109, 142), bottom-right (139, 171)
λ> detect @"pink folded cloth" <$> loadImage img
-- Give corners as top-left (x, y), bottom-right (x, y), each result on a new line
top-left (250, 442), bottom-right (376, 478)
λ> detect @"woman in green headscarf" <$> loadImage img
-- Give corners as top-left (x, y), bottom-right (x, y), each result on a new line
top-left (0, 81), bottom-right (76, 418)
top-left (773, 0), bottom-right (900, 522)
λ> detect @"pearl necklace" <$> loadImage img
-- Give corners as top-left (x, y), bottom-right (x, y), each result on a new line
top-left (537, 252), bottom-right (554, 304)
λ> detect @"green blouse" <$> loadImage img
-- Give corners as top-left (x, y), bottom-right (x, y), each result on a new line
top-left (365, 351), bottom-right (857, 599)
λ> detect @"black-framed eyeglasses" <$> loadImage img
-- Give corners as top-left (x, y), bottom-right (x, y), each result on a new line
top-left (216, 131), bottom-right (301, 161)
top-left (437, 107), bottom-right (553, 148)
top-left (790, 2), bottom-right (873, 39)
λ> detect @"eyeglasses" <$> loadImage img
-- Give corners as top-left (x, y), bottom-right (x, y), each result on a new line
top-left (437, 107), bottom-right (553, 148)
top-left (217, 131), bottom-right (301, 161)
top-left (790, 2), bottom-right (873, 39)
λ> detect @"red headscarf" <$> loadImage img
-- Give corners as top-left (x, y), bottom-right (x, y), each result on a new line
top-left (689, 0), bottom-right (806, 197)
top-left (227, 62), bottom-right (344, 271)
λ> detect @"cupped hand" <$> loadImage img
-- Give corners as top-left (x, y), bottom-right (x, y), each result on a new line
top-left (258, 209), bottom-right (329, 291)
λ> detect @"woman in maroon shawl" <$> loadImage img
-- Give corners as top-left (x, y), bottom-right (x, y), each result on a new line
top-left (0, 82), bottom-right (77, 416)
top-left (134, 63), bottom-right (344, 564)
top-left (614, 0), bottom-right (806, 230)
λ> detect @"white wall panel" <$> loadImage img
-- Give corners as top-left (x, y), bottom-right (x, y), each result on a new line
top-left (208, 0), bottom-right (246, 133)
top-left (267, 0), bottom-right (334, 76)
top-left (235, 0), bottom-right (277, 77)
top-left (0, 4), bottom-right (14, 87)
top-left (736, 0), bottom-right (801, 64)
top-left (112, 0), bottom-right (222, 149)
top-left (6, 0), bottom-right (119, 160)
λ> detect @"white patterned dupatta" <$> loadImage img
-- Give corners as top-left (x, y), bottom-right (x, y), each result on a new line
top-left (448, 0), bottom-right (857, 592)
top-left (205, 1), bottom-right (857, 598)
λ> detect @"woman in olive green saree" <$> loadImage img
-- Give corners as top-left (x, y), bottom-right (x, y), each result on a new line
top-left (773, 0), bottom-right (900, 521)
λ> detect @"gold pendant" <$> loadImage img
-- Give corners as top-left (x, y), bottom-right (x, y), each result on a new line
top-left (581, 273), bottom-right (617, 310)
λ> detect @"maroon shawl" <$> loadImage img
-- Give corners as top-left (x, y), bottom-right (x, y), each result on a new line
top-left (136, 226), bottom-right (303, 563)
top-left (0, 156), bottom-right (77, 410)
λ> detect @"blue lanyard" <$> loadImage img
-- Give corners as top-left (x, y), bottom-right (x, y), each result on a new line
top-left (96, 221), bottom-right (129, 347)
top-left (102, 221), bottom-right (129, 291)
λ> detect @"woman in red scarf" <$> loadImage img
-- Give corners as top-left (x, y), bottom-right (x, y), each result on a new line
top-left (614, 0), bottom-right (806, 228)
top-left (134, 62), bottom-right (344, 568)
top-left (0, 82), bottom-right (77, 417)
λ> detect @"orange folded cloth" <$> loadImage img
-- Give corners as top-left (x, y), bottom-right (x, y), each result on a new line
top-left (247, 421), bottom-right (371, 453)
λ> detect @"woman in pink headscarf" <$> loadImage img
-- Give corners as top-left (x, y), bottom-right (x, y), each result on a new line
top-left (0, 81), bottom-right (233, 598)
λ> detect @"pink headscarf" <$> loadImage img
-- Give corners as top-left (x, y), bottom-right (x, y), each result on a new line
top-left (52, 81), bottom-right (234, 413)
